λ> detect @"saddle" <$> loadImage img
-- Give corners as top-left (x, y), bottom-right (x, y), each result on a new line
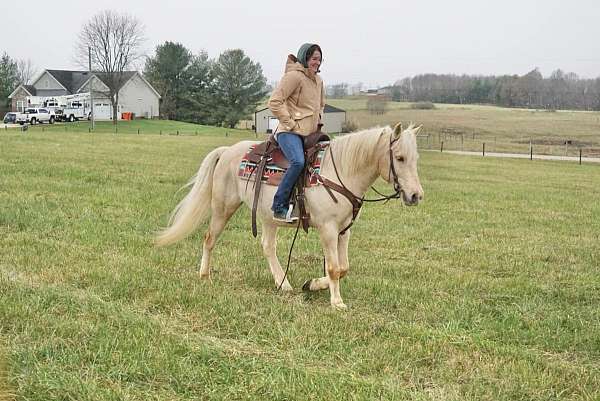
top-left (245, 125), bottom-right (330, 237)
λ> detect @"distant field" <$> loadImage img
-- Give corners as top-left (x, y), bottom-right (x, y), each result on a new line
top-left (1, 124), bottom-right (599, 400)
top-left (328, 98), bottom-right (600, 157)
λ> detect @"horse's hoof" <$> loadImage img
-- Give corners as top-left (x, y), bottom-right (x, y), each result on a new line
top-left (199, 273), bottom-right (211, 281)
top-left (331, 302), bottom-right (348, 310)
top-left (279, 282), bottom-right (293, 292)
top-left (302, 279), bottom-right (312, 292)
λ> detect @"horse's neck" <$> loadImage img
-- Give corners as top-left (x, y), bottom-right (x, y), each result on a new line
top-left (325, 135), bottom-right (383, 197)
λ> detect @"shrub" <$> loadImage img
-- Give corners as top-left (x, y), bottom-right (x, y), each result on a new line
top-left (341, 117), bottom-right (359, 133)
top-left (410, 101), bottom-right (435, 110)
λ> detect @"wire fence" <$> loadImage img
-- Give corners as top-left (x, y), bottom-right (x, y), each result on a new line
top-left (417, 131), bottom-right (600, 163)
top-left (1, 121), bottom-right (257, 139)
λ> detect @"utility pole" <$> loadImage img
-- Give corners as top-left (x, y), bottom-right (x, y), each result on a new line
top-left (88, 47), bottom-right (95, 130)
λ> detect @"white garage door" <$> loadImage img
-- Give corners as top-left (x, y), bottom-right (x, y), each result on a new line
top-left (93, 103), bottom-right (112, 120)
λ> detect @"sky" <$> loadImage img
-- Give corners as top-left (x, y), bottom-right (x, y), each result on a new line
top-left (2, 0), bottom-right (600, 88)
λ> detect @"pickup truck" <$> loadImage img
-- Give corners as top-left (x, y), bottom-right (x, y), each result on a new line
top-left (16, 108), bottom-right (56, 125)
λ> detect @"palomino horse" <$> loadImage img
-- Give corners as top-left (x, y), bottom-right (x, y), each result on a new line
top-left (156, 123), bottom-right (423, 309)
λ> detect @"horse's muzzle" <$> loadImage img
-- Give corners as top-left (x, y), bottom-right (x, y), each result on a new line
top-left (402, 191), bottom-right (422, 206)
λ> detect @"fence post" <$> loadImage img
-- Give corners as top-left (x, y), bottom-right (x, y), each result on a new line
top-left (580, 149), bottom-right (582, 165)
top-left (483, 142), bottom-right (485, 156)
top-left (160, 130), bottom-right (162, 135)
top-left (137, 128), bottom-right (140, 135)
top-left (530, 145), bottom-right (533, 160)
top-left (440, 141), bottom-right (444, 152)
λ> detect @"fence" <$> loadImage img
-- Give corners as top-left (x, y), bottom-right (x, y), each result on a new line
top-left (417, 131), bottom-right (600, 163)
top-left (1, 121), bottom-right (259, 139)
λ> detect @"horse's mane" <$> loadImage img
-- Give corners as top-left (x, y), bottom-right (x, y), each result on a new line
top-left (328, 126), bottom-right (390, 175)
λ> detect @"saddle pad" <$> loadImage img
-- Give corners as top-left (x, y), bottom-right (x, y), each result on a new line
top-left (238, 142), bottom-right (329, 187)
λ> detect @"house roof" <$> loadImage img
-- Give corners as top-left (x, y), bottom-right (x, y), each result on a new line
top-left (255, 103), bottom-right (345, 114)
top-left (323, 104), bottom-right (346, 113)
top-left (46, 69), bottom-right (138, 94)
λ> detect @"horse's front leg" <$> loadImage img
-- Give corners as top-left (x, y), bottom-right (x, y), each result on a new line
top-left (318, 225), bottom-right (346, 309)
top-left (261, 222), bottom-right (293, 291)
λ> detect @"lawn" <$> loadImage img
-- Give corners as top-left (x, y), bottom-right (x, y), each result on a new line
top-left (1, 123), bottom-right (599, 400)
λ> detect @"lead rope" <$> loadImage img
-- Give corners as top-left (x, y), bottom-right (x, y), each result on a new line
top-left (277, 211), bottom-right (302, 291)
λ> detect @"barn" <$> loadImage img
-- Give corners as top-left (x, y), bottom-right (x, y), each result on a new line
top-left (254, 104), bottom-right (346, 134)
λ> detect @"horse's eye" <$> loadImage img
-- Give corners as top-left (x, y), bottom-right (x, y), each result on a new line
top-left (396, 156), bottom-right (405, 163)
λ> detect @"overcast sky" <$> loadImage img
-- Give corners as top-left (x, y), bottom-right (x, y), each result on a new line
top-left (2, 0), bottom-right (599, 87)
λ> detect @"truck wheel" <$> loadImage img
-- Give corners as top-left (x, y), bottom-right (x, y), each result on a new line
top-left (69, 115), bottom-right (75, 122)
top-left (31, 118), bottom-right (37, 125)
top-left (49, 116), bottom-right (55, 124)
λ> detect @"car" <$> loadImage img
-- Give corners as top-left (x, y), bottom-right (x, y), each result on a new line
top-left (16, 108), bottom-right (56, 125)
top-left (3, 112), bottom-right (21, 124)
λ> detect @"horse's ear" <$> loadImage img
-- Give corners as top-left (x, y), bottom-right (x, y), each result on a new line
top-left (393, 122), bottom-right (403, 139)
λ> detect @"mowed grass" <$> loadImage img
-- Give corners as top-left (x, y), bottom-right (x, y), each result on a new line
top-left (1, 124), bottom-right (600, 400)
top-left (328, 98), bottom-right (600, 156)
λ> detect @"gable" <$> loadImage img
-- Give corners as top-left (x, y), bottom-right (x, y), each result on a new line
top-left (119, 73), bottom-right (161, 99)
top-left (77, 76), bottom-right (110, 93)
top-left (8, 85), bottom-right (34, 98)
top-left (33, 71), bottom-right (68, 92)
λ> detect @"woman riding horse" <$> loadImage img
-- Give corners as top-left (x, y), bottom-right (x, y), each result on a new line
top-left (268, 43), bottom-right (325, 223)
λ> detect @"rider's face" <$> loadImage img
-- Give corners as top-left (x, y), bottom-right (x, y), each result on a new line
top-left (307, 50), bottom-right (321, 74)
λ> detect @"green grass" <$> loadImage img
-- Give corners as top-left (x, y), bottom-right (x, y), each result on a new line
top-left (1, 122), bottom-right (600, 400)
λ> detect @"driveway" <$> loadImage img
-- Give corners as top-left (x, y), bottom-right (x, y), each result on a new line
top-left (426, 149), bottom-right (600, 164)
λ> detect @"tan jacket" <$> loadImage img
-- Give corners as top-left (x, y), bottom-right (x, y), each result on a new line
top-left (268, 55), bottom-right (325, 136)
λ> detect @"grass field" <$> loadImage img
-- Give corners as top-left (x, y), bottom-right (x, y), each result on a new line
top-left (1, 123), bottom-right (600, 400)
top-left (327, 98), bottom-right (600, 157)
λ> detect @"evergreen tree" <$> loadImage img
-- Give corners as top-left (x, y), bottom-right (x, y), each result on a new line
top-left (212, 49), bottom-right (267, 128)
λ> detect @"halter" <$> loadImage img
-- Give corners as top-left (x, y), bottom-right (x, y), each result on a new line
top-left (318, 131), bottom-right (404, 235)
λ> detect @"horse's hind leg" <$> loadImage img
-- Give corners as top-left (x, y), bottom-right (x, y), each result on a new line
top-left (261, 222), bottom-right (293, 291)
top-left (302, 229), bottom-right (351, 295)
top-left (199, 188), bottom-right (241, 279)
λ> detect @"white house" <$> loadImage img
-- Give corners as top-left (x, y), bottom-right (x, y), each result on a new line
top-left (8, 69), bottom-right (161, 120)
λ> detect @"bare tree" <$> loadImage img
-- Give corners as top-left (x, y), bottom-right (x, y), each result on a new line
top-left (76, 10), bottom-right (145, 123)
top-left (16, 59), bottom-right (37, 85)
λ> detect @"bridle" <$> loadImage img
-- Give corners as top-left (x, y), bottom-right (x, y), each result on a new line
top-left (316, 131), bottom-right (404, 235)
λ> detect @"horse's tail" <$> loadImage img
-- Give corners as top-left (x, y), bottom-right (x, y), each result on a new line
top-left (155, 146), bottom-right (228, 247)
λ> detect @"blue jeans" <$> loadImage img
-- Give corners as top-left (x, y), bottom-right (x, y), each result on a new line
top-left (272, 132), bottom-right (304, 213)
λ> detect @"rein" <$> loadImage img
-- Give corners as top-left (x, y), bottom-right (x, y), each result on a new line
top-left (317, 134), bottom-right (403, 235)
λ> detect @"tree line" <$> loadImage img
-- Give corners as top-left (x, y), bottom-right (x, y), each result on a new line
top-left (389, 69), bottom-right (600, 111)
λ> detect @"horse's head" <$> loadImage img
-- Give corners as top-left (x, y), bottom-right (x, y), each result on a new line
top-left (379, 123), bottom-right (424, 206)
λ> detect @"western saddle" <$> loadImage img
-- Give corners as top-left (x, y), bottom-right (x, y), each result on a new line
top-left (247, 125), bottom-right (330, 237)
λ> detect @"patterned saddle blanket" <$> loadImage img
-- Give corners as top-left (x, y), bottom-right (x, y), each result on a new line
top-left (238, 142), bottom-right (329, 187)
